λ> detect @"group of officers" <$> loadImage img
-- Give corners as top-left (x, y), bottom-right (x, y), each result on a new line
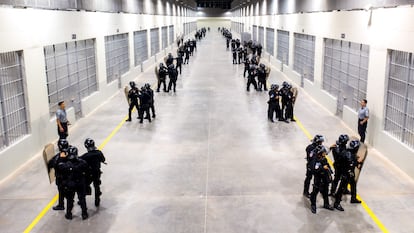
top-left (48, 138), bottom-right (106, 220)
top-left (303, 134), bottom-right (362, 214)
top-left (126, 82), bottom-right (155, 123)
top-left (267, 81), bottom-right (297, 123)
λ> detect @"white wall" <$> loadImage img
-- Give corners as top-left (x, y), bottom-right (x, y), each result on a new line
top-left (0, 7), bottom-right (196, 180)
top-left (232, 6), bottom-right (414, 178)
top-left (196, 18), bottom-right (231, 29)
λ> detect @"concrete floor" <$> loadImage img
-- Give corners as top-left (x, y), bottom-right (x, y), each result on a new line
top-left (1, 31), bottom-right (414, 233)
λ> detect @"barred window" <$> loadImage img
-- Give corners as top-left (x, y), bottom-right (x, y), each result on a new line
top-left (134, 30), bottom-right (148, 66)
top-left (385, 50), bottom-right (414, 148)
top-left (294, 33), bottom-right (316, 82)
top-left (0, 51), bottom-right (29, 148)
top-left (322, 38), bottom-right (369, 110)
top-left (265, 28), bottom-right (274, 56)
top-left (169, 25), bottom-right (174, 45)
top-left (45, 39), bottom-right (97, 118)
top-left (258, 26), bottom-right (264, 46)
top-left (105, 33), bottom-right (129, 83)
top-left (150, 28), bottom-right (160, 56)
top-left (277, 30), bottom-right (290, 65)
top-left (252, 25), bottom-right (258, 42)
top-left (161, 26), bottom-right (168, 50)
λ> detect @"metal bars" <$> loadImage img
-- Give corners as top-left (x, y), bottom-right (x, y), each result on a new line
top-left (277, 30), bottom-right (290, 65)
top-left (104, 33), bottom-right (129, 84)
top-left (294, 33), bottom-right (316, 82)
top-left (44, 39), bottom-right (97, 118)
top-left (265, 28), bottom-right (274, 56)
top-left (169, 25), bottom-right (174, 45)
top-left (252, 25), bottom-right (258, 42)
top-left (161, 26), bottom-right (168, 50)
top-left (385, 50), bottom-right (414, 148)
top-left (0, 51), bottom-right (29, 149)
top-left (133, 30), bottom-right (149, 66)
top-left (258, 26), bottom-right (264, 46)
top-left (322, 38), bottom-right (369, 110)
top-left (150, 28), bottom-right (160, 56)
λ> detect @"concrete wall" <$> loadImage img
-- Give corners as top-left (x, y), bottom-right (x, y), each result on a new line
top-left (0, 7), bottom-right (197, 180)
top-left (231, 6), bottom-right (414, 178)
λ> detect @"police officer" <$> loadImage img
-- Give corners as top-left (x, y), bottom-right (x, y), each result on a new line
top-left (285, 84), bottom-right (295, 122)
top-left (48, 139), bottom-right (69, 211)
top-left (303, 135), bottom-right (325, 197)
top-left (257, 63), bottom-right (267, 91)
top-left (175, 53), bottom-right (183, 75)
top-left (280, 82), bottom-right (293, 122)
top-left (246, 64), bottom-right (258, 92)
top-left (232, 48), bottom-right (237, 64)
top-left (58, 146), bottom-right (89, 220)
top-left (309, 145), bottom-right (334, 214)
top-left (329, 134), bottom-right (350, 196)
top-left (145, 83), bottom-right (156, 118)
top-left (138, 86), bottom-right (152, 124)
top-left (166, 53), bottom-right (174, 67)
top-left (238, 47), bottom-right (244, 64)
top-left (243, 58), bottom-right (250, 78)
top-left (80, 138), bottom-right (106, 207)
top-left (333, 140), bottom-right (362, 211)
top-left (126, 81), bottom-right (140, 122)
top-left (184, 47), bottom-right (190, 64)
top-left (267, 84), bottom-right (281, 122)
top-left (157, 63), bottom-right (168, 92)
top-left (257, 43), bottom-right (263, 57)
top-left (167, 64), bottom-right (178, 93)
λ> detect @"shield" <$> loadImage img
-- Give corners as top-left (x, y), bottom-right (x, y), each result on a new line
top-left (42, 143), bottom-right (56, 184)
top-left (124, 86), bottom-right (131, 105)
top-left (351, 136), bottom-right (368, 183)
top-left (291, 87), bottom-right (298, 105)
top-left (154, 65), bottom-right (160, 81)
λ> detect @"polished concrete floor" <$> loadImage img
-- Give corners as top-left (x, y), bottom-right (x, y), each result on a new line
top-left (1, 31), bottom-right (414, 233)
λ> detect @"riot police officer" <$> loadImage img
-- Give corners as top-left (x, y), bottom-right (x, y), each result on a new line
top-left (80, 138), bottom-right (106, 207)
top-left (267, 84), bottom-right (281, 122)
top-left (303, 135), bottom-right (325, 197)
top-left (333, 140), bottom-right (362, 211)
top-left (157, 63), bottom-right (168, 92)
top-left (246, 64), bottom-right (258, 91)
top-left (257, 43), bottom-right (263, 57)
top-left (329, 134), bottom-right (350, 196)
top-left (145, 83), bottom-right (156, 118)
top-left (166, 53), bottom-right (174, 67)
top-left (257, 63), bottom-right (267, 91)
top-left (126, 81), bottom-right (140, 122)
top-left (310, 145), bottom-right (334, 214)
top-left (232, 48), bottom-right (237, 64)
top-left (138, 86), bottom-right (152, 124)
top-left (167, 64), bottom-right (178, 93)
top-left (48, 139), bottom-right (69, 211)
top-left (243, 58), bottom-right (250, 78)
top-left (175, 53), bottom-right (183, 75)
top-left (237, 47), bottom-right (244, 64)
top-left (58, 146), bottom-right (89, 220)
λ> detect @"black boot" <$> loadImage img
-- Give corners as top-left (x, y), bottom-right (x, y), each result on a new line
top-left (65, 213), bottom-right (72, 220)
top-left (82, 211), bottom-right (89, 220)
top-left (53, 205), bottom-right (64, 211)
top-left (311, 205), bottom-right (316, 214)
top-left (334, 203), bottom-right (344, 211)
top-left (323, 204), bottom-right (334, 211)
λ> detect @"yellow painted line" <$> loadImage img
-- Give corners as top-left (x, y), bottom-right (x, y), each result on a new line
top-left (293, 116), bottom-right (390, 233)
top-left (23, 115), bottom-right (129, 233)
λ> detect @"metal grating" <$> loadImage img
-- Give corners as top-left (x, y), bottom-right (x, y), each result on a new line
top-left (265, 27), bottom-right (274, 56)
top-left (277, 30), bottom-right (290, 65)
top-left (385, 50), bottom-right (414, 149)
top-left (322, 38), bottom-right (369, 110)
top-left (169, 25), bottom-right (175, 45)
top-left (0, 51), bottom-right (29, 149)
top-left (105, 33), bottom-right (130, 84)
top-left (150, 28), bottom-right (160, 56)
top-left (294, 33), bottom-right (316, 82)
top-left (134, 30), bottom-right (148, 66)
top-left (161, 26), bottom-right (168, 50)
top-left (252, 25), bottom-right (258, 42)
top-left (44, 39), bottom-right (97, 119)
top-left (258, 26), bottom-right (264, 46)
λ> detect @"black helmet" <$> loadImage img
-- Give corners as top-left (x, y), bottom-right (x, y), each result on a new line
top-left (144, 83), bottom-right (151, 89)
top-left (312, 134), bottom-right (325, 144)
top-left (57, 139), bottom-right (69, 152)
top-left (336, 134), bottom-right (349, 146)
top-left (159, 63), bottom-right (164, 68)
top-left (349, 140), bottom-right (360, 150)
top-left (282, 81), bottom-right (288, 87)
top-left (270, 84), bottom-right (279, 90)
top-left (67, 146), bottom-right (78, 160)
top-left (129, 81), bottom-right (136, 88)
top-left (314, 145), bottom-right (327, 156)
top-left (168, 64), bottom-right (174, 69)
top-left (84, 138), bottom-right (96, 151)
top-left (259, 63), bottom-right (265, 68)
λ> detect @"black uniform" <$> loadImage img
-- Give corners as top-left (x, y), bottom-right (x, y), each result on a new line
top-left (157, 66), bottom-right (168, 92)
top-left (257, 66), bottom-right (267, 91)
top-left (138, 88), bottom-right (152, 123)
top-left (184, 48), bottom-right (190, 64)
top-left (127, 87), bottom-right (140, 121)
top-left (257, 44), bottom-right (263, 57)
top-left (303, 142), bottom-right (318, 196)
top-left (80, 149), bottom-right (106, 207)
top-left (237, 48), bottom-right (244, 64)
top-left (330, 144), bottom-right (348, 195)
top-left (147, 86), bottom-right (156, 118)
top-left (167, 65), bottom-right (178, 92)
top-left (166, 55), bottom-right (174, 67)
top-left (246, 65), bottom-right (258, 91)
top-left (280, 86), bottom-right (294, 121)
top-left (243, 59), bottom-right (250, 78)
top-left (232, 48), bottom-right (237, 64)
top-left (175, 55), bottom-right (183, 74)
top-left (267, 89), bottom-right (281, 122)
top-left (310, 153), bottom-right (333, 213)
top-left (334, 149), bottom-right (360, 207)
top-left (58, 157), bottom-right (89, 219)
top-left (48, 152), bottom-right (67, 209)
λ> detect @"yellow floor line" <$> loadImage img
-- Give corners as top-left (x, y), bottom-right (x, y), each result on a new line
top-left (293, 116), bottom-right (389, 233)
top-left (23, 115), bottom-right (128, 233)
